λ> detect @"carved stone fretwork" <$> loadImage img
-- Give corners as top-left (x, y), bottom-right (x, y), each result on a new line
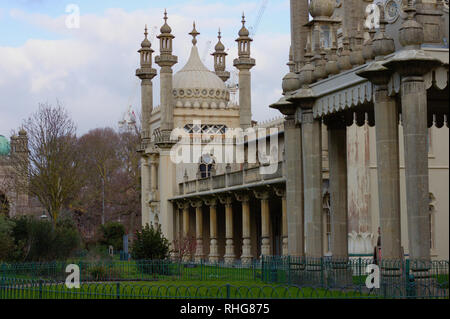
top-left (313, 81), bottom-right (373, 118)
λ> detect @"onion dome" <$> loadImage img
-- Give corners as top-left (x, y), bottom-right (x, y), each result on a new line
top-left (141, 25), bottom-right (151, 48)
top-left (173, 26), bottom-right (229, 109)
top-left (215, 29), bottom-right (225, 52)
top-left (0, 135), bottom-right (10, 156)
top-left (160, 10), bottom-right (172, 34)
top-left (238, 14), bottom-right (250, 37)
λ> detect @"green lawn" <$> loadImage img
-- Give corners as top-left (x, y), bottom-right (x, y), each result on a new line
top-left (1, 280), bottom-right (373, 299)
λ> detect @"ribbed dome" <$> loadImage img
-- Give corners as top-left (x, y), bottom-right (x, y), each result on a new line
top-left (173, 45), bottom-right (229, 109)
top-left (160, 22), bottom-right (172, 34)
top-left (215, 40), bottom-right (225, 52)
top-left (0, 135), bottom-right (10, 156)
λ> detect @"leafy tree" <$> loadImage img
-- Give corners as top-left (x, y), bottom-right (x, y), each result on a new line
top-left (131, 224), bottom-right (170, 260)
top-left (100, 221), bottom-right (125, 251)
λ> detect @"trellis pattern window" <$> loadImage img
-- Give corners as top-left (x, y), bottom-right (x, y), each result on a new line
top-left (184, 124), bottom-right (228, 135)
top-left (199, 154), bottom-right (215, 179)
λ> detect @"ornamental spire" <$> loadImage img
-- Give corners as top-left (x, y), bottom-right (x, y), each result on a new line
top-left (189, 22), bottom-right (200, 46)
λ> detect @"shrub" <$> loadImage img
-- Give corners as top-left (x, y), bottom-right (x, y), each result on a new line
top-left (0, 215), bottom-right (16, 262)
top-left (9, 215), bottom-right (81, 262)
top-left (131, 224), bottom-right (170, 260)
top-left (100, 221), bottom-right (125, 251)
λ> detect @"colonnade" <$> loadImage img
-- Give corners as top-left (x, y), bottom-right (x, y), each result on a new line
top-left (174, 188), bottom-right (287, 264)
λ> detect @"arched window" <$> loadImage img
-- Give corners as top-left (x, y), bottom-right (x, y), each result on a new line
top-left (0, 192), bottom-right (9, 217)
top-left (198, 154), bottom-right (215, 179)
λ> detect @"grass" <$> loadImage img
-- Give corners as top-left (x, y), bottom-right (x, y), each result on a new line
top-left (1, 280), bottom-right (373, 299)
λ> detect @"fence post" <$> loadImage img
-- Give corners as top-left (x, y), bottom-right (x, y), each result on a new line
top-left (226, 283), bottom-right (230, 299)
top-left (116, 282), bottom-right (120, 299)
top-left (0, 276), bottom-right (3, 299)
top-left (39, 279), bottom-right (43, 299)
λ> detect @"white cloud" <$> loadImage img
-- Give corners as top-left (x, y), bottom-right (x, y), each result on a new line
top-left (0, 2), bottom-right (289, 137)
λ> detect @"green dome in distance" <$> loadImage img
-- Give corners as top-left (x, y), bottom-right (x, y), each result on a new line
top-left (0, 135), bottom-right (11, 156)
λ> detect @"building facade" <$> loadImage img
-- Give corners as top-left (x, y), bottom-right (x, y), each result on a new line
top-left (0, 131), bottom-right (41, 218)
top-left (137, 0), bottom-right (449, 264)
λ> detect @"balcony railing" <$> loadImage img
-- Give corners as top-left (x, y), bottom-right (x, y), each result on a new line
top-left (178, 162), bottom-right (284, 196)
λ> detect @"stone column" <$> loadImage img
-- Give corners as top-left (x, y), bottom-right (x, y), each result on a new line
top-left (254, 190), bottom-right (271, 257)
top-left (204, 198), bottom-right (219, 263)
top-left (141, 156), bottom-right (150, 227)
top-left (179, 201), bottom-right (190, 262)
top-left (236, 193), bottom-right (252, 264)
top-left (220, 196), bottom-right (235, 264)
top-left (384, 4), bottom-right (442, 262)
top-left (182, 203), bottom-right (190, 238)
top-left (275, 188), bottom-right (288, 256)
top-left (290, 0), bottom-right (309, 72)
top-left (284, 114), bottom-right (305, 256)
top-left (327, 116), bottom-right (349, 259)
top-left (192, 200), bottom-right (204, 262)
top-left (357, 63), bottom-right (402, 260)
top-left (301, 108), bottom-right (323, 258)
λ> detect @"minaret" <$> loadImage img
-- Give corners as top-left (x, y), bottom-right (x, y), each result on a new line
top-left (233, 14), bottom-right (255, 130)
top-left (154, 11), bottom-right (178, 244)
top-left (155, 10), bottom-right (178, 139)
top-left (136, 25), bottom-right (157, 146)
top-left (136, 26), bottom-right (157, 227)
top-left (212, 29), bottom-right (230, 82)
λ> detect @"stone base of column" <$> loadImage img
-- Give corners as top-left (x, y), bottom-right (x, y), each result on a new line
top-left (241, 238), bottom-right (253, 265)
top-left (195, 239), bottom-right (204, 262)
top-left (209, 239), bottom-right (220, 264)
top-left (224, 239), bottom-right (235, 264)
top-left (261, 237), bottom-right (271, 256)
top-left (282, 237), bottom-right (288, 256)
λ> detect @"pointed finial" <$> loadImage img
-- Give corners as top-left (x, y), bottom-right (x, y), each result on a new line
top-left (218, 28), bottom-right (222, 40)
top-left (189, 21), bottom-right (200, 45)
top-left (242, 12), bottom-right (246, 26)
top-left (144, 24), bottom-right (148, 38)
top-left (164, 9), bottom-right (168, 22)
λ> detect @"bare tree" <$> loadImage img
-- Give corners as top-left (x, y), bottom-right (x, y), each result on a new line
top-left (12, 102), bottom-right (81, 226)
top-left (77, 128), bottom-right (121, 225)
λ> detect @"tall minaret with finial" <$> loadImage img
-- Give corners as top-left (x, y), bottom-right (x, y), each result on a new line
top-left (155, 10), bottom-right (178, 138)
top-left (136, 25), bottom-right (157, 227)
top-left (136, 25), bottom-right (157, 145)
top-left (154, 10), bottom-right (178, 244)
top-left (212, 29), bottom-right (230, 82)
top-left (233, 13), bottom-right (255, 130)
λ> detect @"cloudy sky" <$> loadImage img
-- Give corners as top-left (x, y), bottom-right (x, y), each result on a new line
top-left (0, 0), bottom-right (291, 137)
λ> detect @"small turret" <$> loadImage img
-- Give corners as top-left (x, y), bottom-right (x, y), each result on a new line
top-left (212, 29), bottom-right (230, 83)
